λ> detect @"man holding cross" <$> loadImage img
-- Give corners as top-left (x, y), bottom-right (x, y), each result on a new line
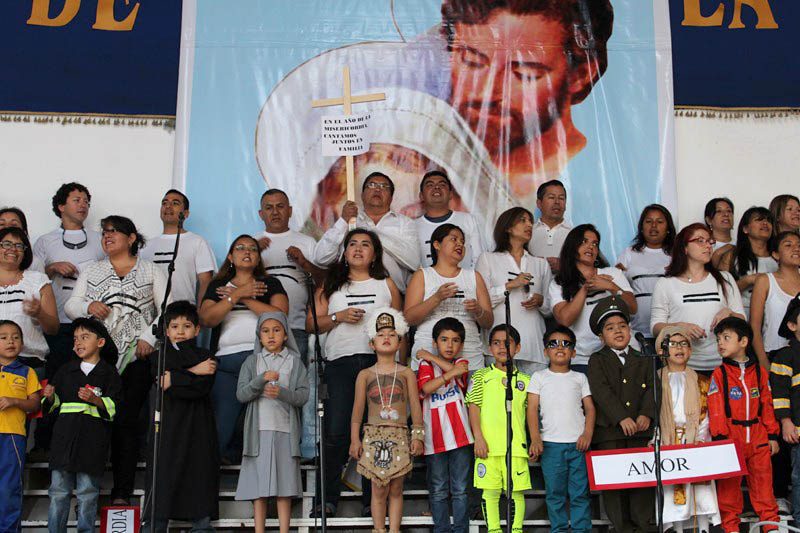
top-left (313, 172), bottom-right (420, 294)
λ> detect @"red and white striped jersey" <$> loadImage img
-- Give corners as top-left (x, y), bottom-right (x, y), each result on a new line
top-left (417, 358), bottom-right (474, 454)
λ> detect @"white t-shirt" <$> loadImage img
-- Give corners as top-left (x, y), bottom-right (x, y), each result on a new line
top-left (411, 267), bottom-right (483, 371)
top-left (139, 231), bottom-right (217, 305)
top-left (80, 361), bottom-right (97, 376)
top-left (737, 256), bottom-right (778, 319)
top-left (762, 273), bottom-right (792, 353)
top-left (527, 369), bottom-right (592, 442)
top-left (547, 267), bottom-right (633, 365)
top-left (415, 211), bottom-right (486, 270)
top-left (476, 250), bottom-right (552, 364)
top-left (616, 246), bottom-right (670, 337)
top-left (0, 270), bottom-right (51, 361)
top-left (33, 227), bottom-right (104, 323)
top-left (258, 229), bottom-right (318, 330)
top-left (530, 220), bottom-right (571, 260)
top-left (324, 278), bottom-right (393, 361)
top-left (650, 272), bottom-right (744, 371)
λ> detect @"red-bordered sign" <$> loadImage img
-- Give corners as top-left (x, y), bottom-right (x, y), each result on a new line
top-left (100, 506), bottom-right (140, 533)
top-left (587, 440), bottom-right (746, 490)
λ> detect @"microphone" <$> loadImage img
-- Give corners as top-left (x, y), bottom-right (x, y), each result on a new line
top-left (178, 211), bottom-right (186, 222)
top-left (660, 333), bottom-right (671, 356)
top-left (634, 331), bottom-right (657, 357)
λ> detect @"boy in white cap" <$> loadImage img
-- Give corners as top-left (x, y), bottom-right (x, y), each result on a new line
top-left (349, 307), bottom-right (424, 533)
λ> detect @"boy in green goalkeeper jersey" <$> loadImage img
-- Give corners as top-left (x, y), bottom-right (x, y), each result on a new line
top-left (466, 324), bottom-right (530, 533)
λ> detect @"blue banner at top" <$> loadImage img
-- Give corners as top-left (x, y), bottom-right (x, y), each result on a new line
top-left (669, 0), bottom-right (800, 109)
top-left (0, 1), bottom-right (182, 118)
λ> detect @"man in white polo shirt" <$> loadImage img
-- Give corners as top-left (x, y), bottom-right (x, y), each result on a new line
top-left (531, 179), bottom-right (571, 273)
top-left (414, 170), bottom-right (486, 270)
top-left (32, 182), bottom-right (105, 456)
top-left (140, 189), bottom-right (216, 305)
top-left (256, 188), bottom-right (323, 459)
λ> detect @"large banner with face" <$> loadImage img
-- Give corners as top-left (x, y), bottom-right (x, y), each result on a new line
top-left (174, 0), bottom-right (675, 261)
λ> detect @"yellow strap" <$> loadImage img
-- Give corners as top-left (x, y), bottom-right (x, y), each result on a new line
top-left (770, 363), bottom-right (792, 377)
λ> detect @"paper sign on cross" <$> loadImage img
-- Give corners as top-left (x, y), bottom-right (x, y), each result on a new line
top-left (312, 66), bottom-right (385, 228)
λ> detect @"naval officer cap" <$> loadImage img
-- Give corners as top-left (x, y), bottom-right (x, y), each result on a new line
top-left (589, 295), bottom-right (631, 336)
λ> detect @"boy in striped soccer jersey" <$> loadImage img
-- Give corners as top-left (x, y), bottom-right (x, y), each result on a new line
top-left (417, 317), bottom-right (474, 533)
top-left (466, 324), bottom-right (530, 533)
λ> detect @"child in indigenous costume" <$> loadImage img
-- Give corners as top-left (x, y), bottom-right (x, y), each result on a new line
top-left (655, 325), bottom-right (720, 532)
top-left (350, 308), bottom-right (424, 533)
top-left (235, 312), bottom-right (309, 533)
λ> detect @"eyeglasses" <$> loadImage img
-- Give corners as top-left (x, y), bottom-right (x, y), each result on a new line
top-left (365, 182), bottom-right (392, 191)
top-left (545, 339), bottom-right (576, 349)
top-left (668, 340), bottom-right (690, 348)
top-left (233, 244), bottom-right (259, 253)
top-left (687, 237), bottom-right (716, 246)
top-left (0, 240), bottom-right (27, 251)
top-left (101, 228), bottom-right (120, 236)
top-left (580, 239), bottom-right (599, 249)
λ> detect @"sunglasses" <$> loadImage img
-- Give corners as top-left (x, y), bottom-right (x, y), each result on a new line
top-left (545, 339), bottom-right (575, 349)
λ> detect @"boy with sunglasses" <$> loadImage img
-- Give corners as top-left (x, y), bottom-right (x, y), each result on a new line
top-left (527, 325), bottom-right (595, 532)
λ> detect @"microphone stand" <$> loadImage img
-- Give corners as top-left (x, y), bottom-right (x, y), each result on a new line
top-left (503, 291), bottom-right (513, 533)
top-left (635, 332), bottom-right (665, 533)
top-left (305, 274), bottom-right (327, 533)
top-left (142, 211), bottom-right (184, 531)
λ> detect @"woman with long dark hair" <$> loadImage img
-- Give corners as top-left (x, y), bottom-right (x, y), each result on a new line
top-left (307, 228), bottom-right (401, 516)
top-left (548, 224), bottom-right (636, 373)
top-left (615, 204), bottom-right (674, 338)
top-left (406, 223), bottom-right (492, 371)
top-left (769, 194), bottom-right (800, 235)
top-left (476, 207), bottom-right (551, 374)
top-left (199, 234), bottom-right (288, 462)
top-left (750, 231), bottom-right (800, 367)
top-left (651, 223), bottom-right (745, 372)
top-left (715, 207), bottom-right (777, 318)
top-left (65, 215), bottom-right (166, 504)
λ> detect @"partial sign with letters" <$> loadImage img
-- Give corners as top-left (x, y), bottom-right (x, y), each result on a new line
top-left (100, 506), bottom-right (140, 533)
top-left (587, 440), bottom-right (746, 491)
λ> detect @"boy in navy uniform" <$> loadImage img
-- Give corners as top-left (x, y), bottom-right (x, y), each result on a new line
top-left (587, 296), bottom-right (655, 532)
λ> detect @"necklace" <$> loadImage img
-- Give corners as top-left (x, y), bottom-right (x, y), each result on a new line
top-left (62, 227), bottom-right (88, 250)
top-left (374, 363), bottom-right (399, 421)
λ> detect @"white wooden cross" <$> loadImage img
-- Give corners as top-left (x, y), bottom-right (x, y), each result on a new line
top-left (312, 66), bottom-right (385, 227)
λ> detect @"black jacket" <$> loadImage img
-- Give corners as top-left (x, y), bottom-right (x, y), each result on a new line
top-left (769, 338), bottom-right (800, 427)
top-left (45, 359), bottom-right (122, 477)
top-left (588, 345), bottom-right (658, 443)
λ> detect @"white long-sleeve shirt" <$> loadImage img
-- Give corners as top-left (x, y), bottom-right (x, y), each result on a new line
top-left (65, 258), bottom-right (167, 357)
top-left (650, 272), bottom-right (744, 371)
top-left (313, 211), bottom-right (421, 293)
top-left (476, 250), bottom-right (552, 363)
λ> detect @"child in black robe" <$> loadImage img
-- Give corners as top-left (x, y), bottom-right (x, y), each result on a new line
top-left (143, 301), bottom-right (220, 532)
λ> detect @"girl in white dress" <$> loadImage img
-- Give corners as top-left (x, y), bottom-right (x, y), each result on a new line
top-left (655, 325), bottom-right (720, 532)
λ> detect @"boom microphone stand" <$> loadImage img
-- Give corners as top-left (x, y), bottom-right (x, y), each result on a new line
top-left (143, 211), bottom-right (185, 530)
top-left (305, 274), bottom-right (328, 533)
top-left (503, 291), bottom-right (514, 533)
top-left (635, 332), bottom-right (666, 533)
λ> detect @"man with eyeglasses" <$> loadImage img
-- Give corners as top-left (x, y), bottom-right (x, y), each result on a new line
top-left (414, 170), bottom-right (486, 270)
top-left (314, 172), bottom-right (421, 293)
top-left (31, 182), bottom-right (104, 458)
top-left (139, 189), bottom-right (217, 305)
